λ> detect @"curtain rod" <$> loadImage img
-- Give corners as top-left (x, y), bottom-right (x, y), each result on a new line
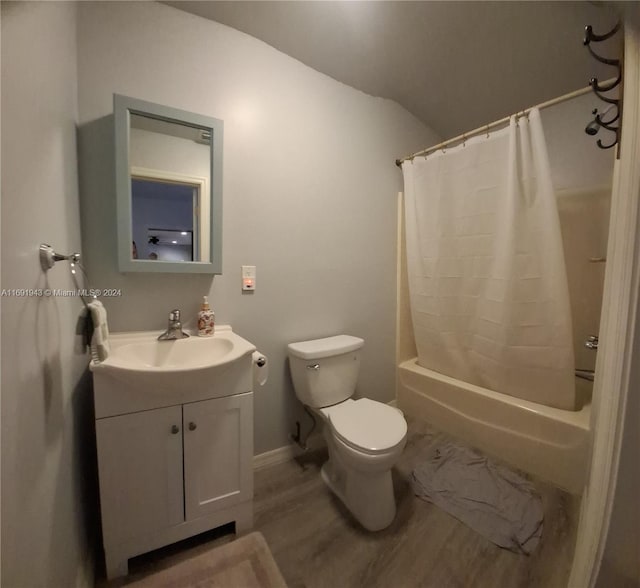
top-left (395, 79), bottom-right (616, 167)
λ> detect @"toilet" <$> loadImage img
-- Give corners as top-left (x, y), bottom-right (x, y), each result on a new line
top-left (287, 335), bottom-right (407, 531)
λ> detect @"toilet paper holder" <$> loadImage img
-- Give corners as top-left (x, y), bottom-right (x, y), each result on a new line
top-left (252, 351), bottom-right (268, 387)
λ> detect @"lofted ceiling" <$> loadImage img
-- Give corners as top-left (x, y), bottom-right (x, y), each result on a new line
top-left (163, 1), bottom-right (620, 139)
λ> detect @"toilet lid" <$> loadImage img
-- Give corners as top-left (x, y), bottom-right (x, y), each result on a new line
top-left (288, 335), bottom-right (364, 360)
top-left (328, 398), bottom-right (407, 453)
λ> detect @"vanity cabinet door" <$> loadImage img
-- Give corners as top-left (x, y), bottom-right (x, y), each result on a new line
top-left (95, 405), bottom-right (185, 545)
top-left (182, 392), bottom-right (253, 521)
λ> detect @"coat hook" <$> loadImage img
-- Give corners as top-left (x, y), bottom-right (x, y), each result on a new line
top-left (584, 21), bottom-right (623, 153)
top-left (597, 132), bottom-right (618, 150)
top-left (584, 22), bottom-right (621, 46)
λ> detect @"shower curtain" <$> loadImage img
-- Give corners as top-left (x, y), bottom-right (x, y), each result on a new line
top-left (403, 108), bottom-right (575, 410)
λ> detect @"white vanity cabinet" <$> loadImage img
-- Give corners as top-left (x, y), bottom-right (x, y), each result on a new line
top-left (92, 335), bottom-right (255, 580)
top-left (182, 395), bottom-right (253, 520)
top-left (96, 405), bottom-right (186, 547)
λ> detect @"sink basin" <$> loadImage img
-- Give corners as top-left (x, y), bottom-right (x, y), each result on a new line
top-left (111, 336), bottom-right (235, 370)
top-left (90, 325), bottom-right (256, 398)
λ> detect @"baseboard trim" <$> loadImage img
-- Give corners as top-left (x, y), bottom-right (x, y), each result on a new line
top-left (253, 399), bottom-right (399, 470)
top-left (253, 445), bottom-right (293, 470)
top-left (253, 433), bottom-right (326, 470)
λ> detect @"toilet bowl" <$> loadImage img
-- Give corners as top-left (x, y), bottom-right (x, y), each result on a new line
top-left (287, 335), bottom-right (408, 531)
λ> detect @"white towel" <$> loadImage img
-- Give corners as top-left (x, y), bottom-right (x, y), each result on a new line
top-left (75, 306), bottom-right (90, 355)
top-left (88, 300), bottom-right (110, 363)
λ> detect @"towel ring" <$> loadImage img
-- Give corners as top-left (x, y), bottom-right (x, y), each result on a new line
top-left (40, 243), bottom-right (96, 308)
top-left (40, 243), bottom-right (80, 271)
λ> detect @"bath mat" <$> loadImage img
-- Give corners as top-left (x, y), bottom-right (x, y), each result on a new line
top-left (412, 441), bottom-right (543, 554)
top-left (128, 531), bottom-right (288, 588)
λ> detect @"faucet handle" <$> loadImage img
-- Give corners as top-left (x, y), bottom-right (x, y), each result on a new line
top-left (169, 309), bottom-right (181, 321)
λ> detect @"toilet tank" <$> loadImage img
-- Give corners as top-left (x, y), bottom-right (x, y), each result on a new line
top-left (287, 335), bottom-right (364, 408)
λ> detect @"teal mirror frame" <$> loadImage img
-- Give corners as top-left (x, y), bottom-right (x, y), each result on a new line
top-left (114, 94), bottom-right (223, 274)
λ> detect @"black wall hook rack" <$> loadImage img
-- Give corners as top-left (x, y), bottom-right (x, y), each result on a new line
top-left (583, 22), bottom-right (623, 152)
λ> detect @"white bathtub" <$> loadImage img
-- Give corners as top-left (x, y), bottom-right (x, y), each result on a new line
top-left (397, 358), bottom-right (590, 494)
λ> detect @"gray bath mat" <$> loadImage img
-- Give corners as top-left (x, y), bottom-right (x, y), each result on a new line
top-left (412, 441), bottom-right (543, 554)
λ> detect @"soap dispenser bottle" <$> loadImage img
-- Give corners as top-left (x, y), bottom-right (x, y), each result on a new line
top-left (197, 296), bottom-right (215, 337)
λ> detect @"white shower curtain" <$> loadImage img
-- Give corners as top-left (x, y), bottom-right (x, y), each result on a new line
top-left (403, 108), bottom-right (575, 410)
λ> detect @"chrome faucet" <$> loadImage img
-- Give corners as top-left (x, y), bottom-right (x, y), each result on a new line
top-left (158, 309), bottom-right (190, 341)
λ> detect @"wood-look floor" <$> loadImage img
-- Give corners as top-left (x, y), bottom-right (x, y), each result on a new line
top-left (105, 418), bottom-right (580, 588)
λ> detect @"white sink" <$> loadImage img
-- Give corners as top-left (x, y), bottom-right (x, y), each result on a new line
top-left (110, 335), bottom-right (235, 370)
top-left (90, 325), bottom-right (256, 399)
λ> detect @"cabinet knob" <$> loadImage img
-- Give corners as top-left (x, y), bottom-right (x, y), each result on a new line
top-left (171, 425), bottom-right (180, 434)
top-left (188, 422), bottom-right (197, 431)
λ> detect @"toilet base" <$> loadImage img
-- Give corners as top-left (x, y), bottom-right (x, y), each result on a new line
top-left (321, 443), bottom-right (398, 531)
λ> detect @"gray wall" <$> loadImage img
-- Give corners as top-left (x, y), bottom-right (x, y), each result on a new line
top-left (1, 2), bottom-right (94, 586)
top-left (76, 1), bottom-right (439, 454)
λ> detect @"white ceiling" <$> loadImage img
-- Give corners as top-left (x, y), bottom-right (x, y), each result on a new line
top-left (163, 1), bottom-right (620, 138)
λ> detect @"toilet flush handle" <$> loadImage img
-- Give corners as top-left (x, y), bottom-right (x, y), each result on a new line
top-left (307, 364), bottom-right (320, 370)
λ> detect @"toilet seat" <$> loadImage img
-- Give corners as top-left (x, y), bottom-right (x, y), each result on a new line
top-left (326, 398), bottom-right (407, 455)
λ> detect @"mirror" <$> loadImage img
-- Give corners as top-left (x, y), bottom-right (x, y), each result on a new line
top-left (114, 95), bottom-right (223, 273)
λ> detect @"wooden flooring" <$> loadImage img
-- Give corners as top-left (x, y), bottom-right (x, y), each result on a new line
top-left (104, 418), bottom-right (580, 588)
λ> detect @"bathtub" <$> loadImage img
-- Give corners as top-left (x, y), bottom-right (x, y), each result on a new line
top-left (397, 358), bottom-right (590, 494)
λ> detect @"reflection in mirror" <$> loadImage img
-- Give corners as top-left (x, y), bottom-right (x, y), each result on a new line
top-left (114, 95), bottom-right (223, 274)
top-left (129, 114), bottom-right (209, 262)
top-left (144, 228), bottom-right (194, 262)
top-left (131, 177), bottom-right (200, 261)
